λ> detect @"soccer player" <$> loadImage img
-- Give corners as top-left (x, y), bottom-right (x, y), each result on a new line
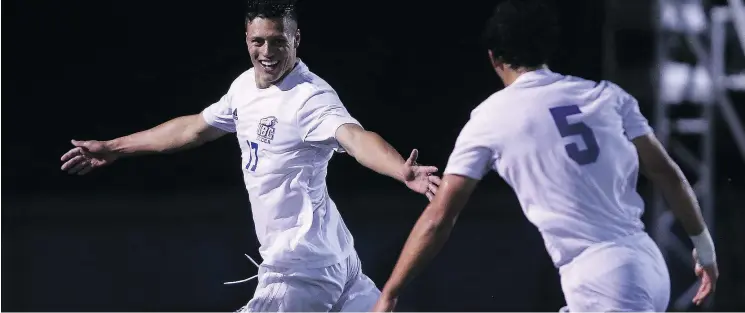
top-left (371, 0), bottom-right (718, 312)
top-left (59, 1), bottom-right (441, 311)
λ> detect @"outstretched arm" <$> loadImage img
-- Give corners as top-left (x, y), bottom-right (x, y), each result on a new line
top-left (62, 81), bottom-right (238, 175)
top-left (335, 124), bottom-right (440, 199)
top-left (61, 114), bottom-right (228, 175)
top-left (372, 174), bottom-right (479, 311)
top-left (296, 91), bottom-right (440, 198)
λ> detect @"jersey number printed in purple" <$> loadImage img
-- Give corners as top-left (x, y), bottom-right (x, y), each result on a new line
top-left (549, 105), bottom-right (600, 165)
top-left (245, 141), bottom-right (260, 171)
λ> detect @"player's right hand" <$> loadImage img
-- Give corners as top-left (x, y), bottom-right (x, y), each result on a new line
top-left (60, 140), bottom-right (118, 175)
top-left (692, 248), bottom-right (719, 306)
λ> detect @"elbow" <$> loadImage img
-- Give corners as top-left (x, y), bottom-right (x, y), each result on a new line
top-left (344, 130), bottom-right (376, 159)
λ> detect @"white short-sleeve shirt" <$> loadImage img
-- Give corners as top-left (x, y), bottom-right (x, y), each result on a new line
top-left (203, 60), bottom-right (361, 268)
top-left (444, 69), bottom-right (653, 267)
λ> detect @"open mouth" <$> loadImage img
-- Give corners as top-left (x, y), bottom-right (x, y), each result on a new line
top-left (259, 60), bottom-right (279, 72)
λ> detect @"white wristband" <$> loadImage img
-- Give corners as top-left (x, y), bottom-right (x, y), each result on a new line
top-left (690, 228), bottom-right (716, 266)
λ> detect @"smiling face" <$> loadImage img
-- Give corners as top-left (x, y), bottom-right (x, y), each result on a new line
top-left (246, 16), bottom-right (300, 89)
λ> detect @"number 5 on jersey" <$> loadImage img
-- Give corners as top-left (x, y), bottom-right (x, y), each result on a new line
top-left (549, 105), bottom-right (600, 165)
top-left (246, 141), bottom-right (260, 171)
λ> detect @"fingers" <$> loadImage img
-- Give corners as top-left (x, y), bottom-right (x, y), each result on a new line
top-left (61, 155), bottom-right (85, 171)
top-left (62, 141), bottom-right (101, 175)
top-left (425, 191), bottom-right (434, 201)
top-left (693, 278), bottom-right (712, 305)
top-left (405, 149), bottom-right (419, 166)
top-left (705, 266), bottom-right (719, 290)
top-left (62, 154), bottom-right (96, 175)
top-left (61, 147), bottom-right (84, 162)
top-left (71, 139), bottom-right (90, 148)
top-left (693, 265), bottom-right (718, 306)
top-left (68, 158), bottom-right (90, 175)
top-left (428, 183), bottom-right (439, 195)
top-left (428, 175), bottom-right (442, 186)
top-left (418, 166), bottom-right (438, 174)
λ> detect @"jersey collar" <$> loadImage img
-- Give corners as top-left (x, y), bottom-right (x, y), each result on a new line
top-left (510, 67), bottom-right (555, 88)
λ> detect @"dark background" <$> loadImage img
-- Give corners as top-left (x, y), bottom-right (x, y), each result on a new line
top-left (3, 0), bottom-right (744, 311)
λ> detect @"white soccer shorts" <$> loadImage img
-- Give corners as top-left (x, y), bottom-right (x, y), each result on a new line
top-left (237, 251), bottom-right (380, 312)
top-left (558, 232), bottom-right (671, 312)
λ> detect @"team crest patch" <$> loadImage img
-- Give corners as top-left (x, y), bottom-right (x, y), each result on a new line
top-left (256, 116), bottom-right (277, 144)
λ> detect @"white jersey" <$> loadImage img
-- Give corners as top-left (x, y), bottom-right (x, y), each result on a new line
top-left (444, 69), bottom-right (653, 268)
top-left (202, 60), bottom-right (360, 268)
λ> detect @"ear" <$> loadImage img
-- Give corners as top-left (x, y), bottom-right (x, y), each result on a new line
top-left (487, 50), bottom-right (501, 70)
top-left (294, 29), bottom-right (301, 48)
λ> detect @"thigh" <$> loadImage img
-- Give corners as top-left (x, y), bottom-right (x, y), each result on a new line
top-left (240, 264), bottom-right (346, 312)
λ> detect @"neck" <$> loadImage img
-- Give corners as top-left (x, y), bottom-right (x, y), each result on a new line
top-left (256, 80), bottom-right (272, 89)
top-left (500, 64), bottom-right (546, 86)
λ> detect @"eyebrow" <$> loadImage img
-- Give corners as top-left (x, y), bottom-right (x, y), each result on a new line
top-left (248, 33), bottom-right (288, 40)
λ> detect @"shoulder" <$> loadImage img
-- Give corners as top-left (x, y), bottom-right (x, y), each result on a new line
top-left (553, 73), bottom-right (611, 96)
top-left (574, 77), bottom-right (633, 101)
top-left (558, 75), bottom-right (637, 110)
top-left (281, 61), bottom-right (337, 96)
top-left (227, 68), bottom-right (256, 91)
top-left (595, 80), bottom-right (637, 112)
top-left (285, 69), bottom-right (347, 122)
top-left (604, 80), bottom-right (635, 101)
top-left (287, 71), bottom-right (343, 111)
top-left (294, 76), bottom-right (337, 100)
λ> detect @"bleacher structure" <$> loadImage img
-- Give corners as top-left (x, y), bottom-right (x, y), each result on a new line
top-left (604, 0), bottom-right (745, 311)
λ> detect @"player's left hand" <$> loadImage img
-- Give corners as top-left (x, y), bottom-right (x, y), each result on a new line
top-left (401, 149), bottom-right (441, 201)
top-left (371, 294), bottom-right (398, 312)
top-left (692, 248), bottom-right (719, 306)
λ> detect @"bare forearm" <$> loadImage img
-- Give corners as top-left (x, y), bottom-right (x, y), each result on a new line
top-left (653, 164), bottom-right (706, 236)
top-left (382, 208), bottom-right (454, 297)
top-left (106, 115), bottom-right (210, 157)
top-left (634, 134), bottom-right (707, 236)
top-left (347, 131), bottom-right (407, 182)
top-left (652, 163), bottom-right (718, 264)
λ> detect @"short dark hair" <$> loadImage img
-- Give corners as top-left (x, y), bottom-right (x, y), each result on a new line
top-left (481, 0), bottom-right (560, 68)
top-left (245, 0), bottom-right (298, 26)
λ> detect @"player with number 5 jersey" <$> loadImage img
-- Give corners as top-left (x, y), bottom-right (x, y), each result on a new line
top-left (373, 0), bottom-right (718, 312)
